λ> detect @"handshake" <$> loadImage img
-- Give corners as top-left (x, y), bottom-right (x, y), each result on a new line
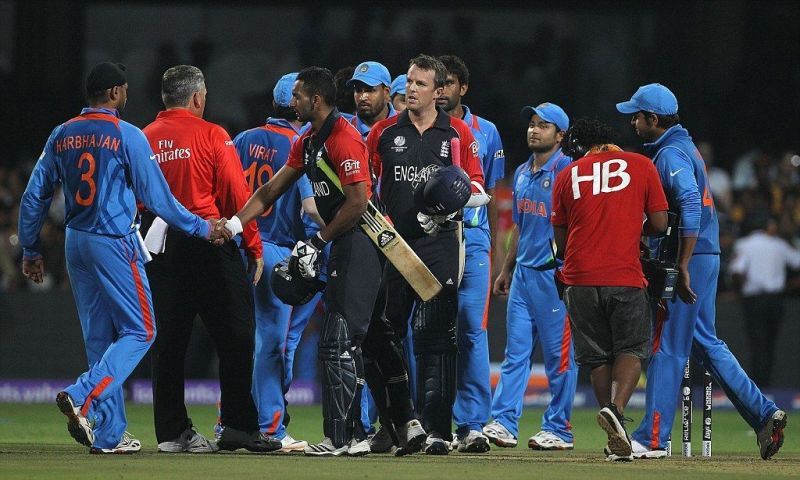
top-left (213, 215), bottom-right (327, 281)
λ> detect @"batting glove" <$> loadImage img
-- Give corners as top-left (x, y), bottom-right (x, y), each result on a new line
top-left (290, 232), bottom-right (327, 279)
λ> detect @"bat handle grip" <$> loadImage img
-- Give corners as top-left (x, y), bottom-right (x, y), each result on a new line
top-left (450, 137), bottom-right (461, 168)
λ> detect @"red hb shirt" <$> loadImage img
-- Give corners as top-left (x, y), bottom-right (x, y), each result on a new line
top-left (143, 109), bottom-right (262, 259)
top-left (551, 150), bottom-right (668, 288)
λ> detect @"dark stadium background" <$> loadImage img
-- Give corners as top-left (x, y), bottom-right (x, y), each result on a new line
top-left (1, 1), bottom-right (799, 394)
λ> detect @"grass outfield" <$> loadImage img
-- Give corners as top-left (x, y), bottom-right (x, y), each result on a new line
top-left (0, 404), bottom-right (796, 479)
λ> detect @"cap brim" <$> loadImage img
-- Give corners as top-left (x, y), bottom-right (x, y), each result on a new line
top-left (615, 101), bottom-right (640, 114)
top-left (346, 77), bottom-right (383, 88)
top-left (520, 106), bottom-right (536, 121)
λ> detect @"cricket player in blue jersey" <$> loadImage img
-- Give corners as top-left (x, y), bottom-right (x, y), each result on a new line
top-left (18, 62), bottom-right (226, 454)
top-left (483, 102), bottom-right (577, 451)
top-left (347, 61), bottom-right (397, 141)
top-left (438, 55), bottom-right (505, 453)
top-left (617, 83), bottom-right (787, 460)
top-left (232, 72), bottom-right (325, 452)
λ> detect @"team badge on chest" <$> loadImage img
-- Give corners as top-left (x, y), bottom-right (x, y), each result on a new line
top-left (542, 178), bottom-right (551, 189)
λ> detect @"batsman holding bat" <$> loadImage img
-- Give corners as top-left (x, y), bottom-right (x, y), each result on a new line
top-left (225, 67), bottom-right (423, 457)
top-left (366, 55), bottom-right (488, 455)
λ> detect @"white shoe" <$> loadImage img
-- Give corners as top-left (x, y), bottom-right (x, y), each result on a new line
top-left (158, 427), bottom-right (218, 453)
top-left (424, 434), bottom-right (449, 455)
top-left (482, 421), bottom-right (518, 448)
top-left (91, 431), bottom-right (141, 454)
top-left (304, 437), bottom-right (349, 456)
top-left (597, 405), bottom-right (632, 457)
top-left (528, 431), bottom-right (574, 451)
top-left (457, 430), bottom-right (491, 453)
top-left (347, 438), bottom-right (371, 456)
top-left (396, 419), bottom-right (426, 455)
top-left (279, 433), bottom-right (308, 453)
top-left (450, 433), bottom-right (458, 451)
top-left (56, 391), bottom-right (94, 447)
top-left (368, 427), bottom-right (395, 453)
top-left (631, 439), bottom-right (667, 459)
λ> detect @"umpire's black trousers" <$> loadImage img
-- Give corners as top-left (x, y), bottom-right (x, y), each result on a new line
top-left (145, 224), bottom-right (258, 442)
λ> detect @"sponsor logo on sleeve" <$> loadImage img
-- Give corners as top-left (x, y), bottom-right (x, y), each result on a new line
top-left (342, 159), bottom-right (361, 176)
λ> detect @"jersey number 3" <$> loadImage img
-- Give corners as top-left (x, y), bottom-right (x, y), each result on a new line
top-left (75, 152), bottom-right (96, 206)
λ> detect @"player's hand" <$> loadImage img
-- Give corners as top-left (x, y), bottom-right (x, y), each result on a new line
top-left (208, 218), bottom-right (233, 246)
top-left (248, 256), bottom-right (264, 285)
top-left (22, 257), bottom-right (45, 284)
top-left (290, 232), bottom-right (326, 279)
top-left (675, 267), bottom-right (697, 304)
top-left (493, 269), bottom-right (511, 296)
top-left (417, 212), bottom-right (440, 236)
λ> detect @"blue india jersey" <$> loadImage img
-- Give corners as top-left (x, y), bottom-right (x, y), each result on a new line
top-left (512, 149), bottom-right (571, 268)
top-left (233, 118), bottom-right (313, 248)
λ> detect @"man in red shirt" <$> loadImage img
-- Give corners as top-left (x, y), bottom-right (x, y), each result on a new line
top-left (551, 118), bottom-right (668, 461)
top-left (142, 65), bottom-right (275, 453)
top-left (227, 67), bottom-right (424, 456)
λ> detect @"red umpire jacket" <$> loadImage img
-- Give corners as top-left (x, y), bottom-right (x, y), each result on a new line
top-left (143, 108), bottom-right (262, 259)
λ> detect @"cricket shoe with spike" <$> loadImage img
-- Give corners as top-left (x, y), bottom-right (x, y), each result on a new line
top-left (528, 431), bottom-right (574, 450)
top-left (304, 437), bottom-right (349, 456)
top-left (56, 391), bottom-right (93, 447)
top-left (158, 426), bottom-right (218, 453)
top-left (90, 432), bottom-right (141, 454)
top-left (631, 439), bottom-right (667, 459)
top-left (347, 438), bottom-right (371, 456)
top-left (482, 421), bottom-right (518, 448)
top-left (368, 427), bottom-right (395, 453)
top-left (597, 404), bottom-right (632, 457)
top-left (277, 433), bottom-right (308, 453)
top-left (757, 409), bottom-right (787, 460)
top-left (457, 430), bottom-right (491, 453)
top-left (424, 434), bottom-right (450, 455)
top-left (395, 419), bottom-right (426, 456)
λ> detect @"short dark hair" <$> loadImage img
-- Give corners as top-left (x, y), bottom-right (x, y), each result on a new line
top-left (561, 118), bottom-right (617, 157)
top-left (273, 104), bottom-right (298, 122)
top-left (438, 55), bottom-right (470, 85)
top-left (333, 66), bottom-right (356, 114)
top-left (409, 54), bottom-right (447, 88)
top-left (296, 67), bottom-right (336, 106)
top-left (161, 65), bottom-right (205, 108)
top-left (643, 111), bottom-right (680, 130)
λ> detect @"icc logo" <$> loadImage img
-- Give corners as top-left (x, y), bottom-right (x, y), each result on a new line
top-left (394, 136), bottom-right (406, 147)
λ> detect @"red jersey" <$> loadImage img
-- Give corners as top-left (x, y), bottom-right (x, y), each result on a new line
top-left (286, 113), bottom-right (372, 224)
top-left (143, 109), bottom-right (261, 259)
top-left (551, 150), bottom-right (667, 287)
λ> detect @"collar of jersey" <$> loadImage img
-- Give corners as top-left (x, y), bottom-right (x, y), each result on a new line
top-left (81, 107), bottom-right (119, 118)
top-left (643, 124), bottom-right (686, 156)
top-left (525, 148), bottom-right (565, 175)
top-left (309, 109), bottom-right (341, 148)
top-left (265, 117), bottom-right (303, 134)
top-left (156, 108), bottom-right (199, 120)
top-left (396, 106), bottom-right (450, 131)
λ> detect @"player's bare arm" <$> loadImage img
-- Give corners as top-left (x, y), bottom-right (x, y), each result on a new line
top-left (493, 224), bottom-right (519, 296)
top-left (675, 235), bottom-right (699, 304)
top-left (302, 196), bottom-right (326, 228)
top-left (643, 210), bottom-right (668, 236)
top-left (553, 225), bottom-right (567, 261)
top-left (318, 181), bottom-right (367, 242)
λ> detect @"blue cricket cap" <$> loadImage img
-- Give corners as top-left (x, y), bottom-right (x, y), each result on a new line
top-left (273, 72), bottom-right (298, 108)
top-left (347, 61), bottom-right (391, 88)
top-left (390, 74), bottom-right (407, 97)
top-left (521, 102), bottom-right (569, 131)
top-left (616, 83), bottom-right (678, 115)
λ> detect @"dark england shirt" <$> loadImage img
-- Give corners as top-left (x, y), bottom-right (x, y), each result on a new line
top-left (367, 108), bottom-right (485, 239)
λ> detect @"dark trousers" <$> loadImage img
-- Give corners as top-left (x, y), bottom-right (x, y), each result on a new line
top-left (146, 228), bottom-right (258, 442)
top-left (742, 293), bottom-right (784, 387)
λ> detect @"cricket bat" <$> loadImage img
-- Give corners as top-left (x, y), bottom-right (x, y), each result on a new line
top-left (315, 155), bottom-right (442, 301)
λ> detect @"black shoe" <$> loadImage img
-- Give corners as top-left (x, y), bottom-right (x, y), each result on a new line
top-left (217, 426), bottom-right (282, 453)
top-left (757, 410), bottom-right (787, 460)
top-left (597, 403), bottom-right (632, 458)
